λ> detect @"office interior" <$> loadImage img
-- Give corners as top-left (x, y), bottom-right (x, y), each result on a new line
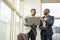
top-left (0, 0), bottom-right (60, 40)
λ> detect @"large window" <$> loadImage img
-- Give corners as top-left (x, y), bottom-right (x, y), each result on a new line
top-left (42, 3), bottom-right (60, 17)
top-left (0, 1), bottom-right (11, 40)
top-left (0, 0), bottom-right (21, 40)
top-left (42, 3), bottom-right (60, 27)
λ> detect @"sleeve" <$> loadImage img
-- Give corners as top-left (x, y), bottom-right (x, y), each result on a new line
top-left (45, 16), bottom-right (54, 26)
top-left (39, 20), bottom-right (43, 28)
top-left (24, 17), bottom-right (28, 26)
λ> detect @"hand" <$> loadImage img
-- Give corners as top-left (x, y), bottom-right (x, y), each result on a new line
top-left (40, 27), bottom-right (45, 30)
top-left (31, 22), bottom-right (37, 26)
top-left (40, 17), bottom-right (45, 21)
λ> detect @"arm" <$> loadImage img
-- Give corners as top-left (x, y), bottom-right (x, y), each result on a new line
top-left (39, 20), bottom-right (43, 28)
top-left (24, 17), bottom-right (37, 27)
top-left (39, 20), bottom-right (45, 30)
top-left (24, 18), bottom-right (29, 26)
top-left (45, 16), bottom-right (54, 26)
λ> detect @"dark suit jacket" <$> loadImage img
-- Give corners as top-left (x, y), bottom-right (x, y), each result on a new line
top-left (39, 15), bottom-right (54, 35)
top-left (28, 25), bottom-right (37, 36)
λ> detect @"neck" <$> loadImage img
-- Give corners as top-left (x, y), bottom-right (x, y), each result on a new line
top-left (32, 15), bottom-right (35, 16)
top-left (45, 14), bottom-right (49, 17)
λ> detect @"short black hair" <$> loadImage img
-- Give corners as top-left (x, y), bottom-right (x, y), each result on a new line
top-left (31, 9), bottom-right (36, 12)
top-left (45, 9), bottom-right (50, 13)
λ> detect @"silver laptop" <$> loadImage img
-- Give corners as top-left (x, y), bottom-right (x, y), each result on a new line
top-left (26, 17), bottom-right (40, 25)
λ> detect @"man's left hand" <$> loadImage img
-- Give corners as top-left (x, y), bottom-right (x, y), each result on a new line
top-left (31, 22), bottom-right (37, 27)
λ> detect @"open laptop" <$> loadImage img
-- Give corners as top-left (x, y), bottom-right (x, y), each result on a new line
top-left (26, 17), bottom-right (40, 25)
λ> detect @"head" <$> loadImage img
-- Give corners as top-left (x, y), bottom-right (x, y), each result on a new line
top-left (44, 9), bottom-right (50, 16)
top-left (31, 9), bottom-right (36, 16)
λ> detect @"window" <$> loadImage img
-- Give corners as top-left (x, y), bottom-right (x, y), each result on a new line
top-left (53, 27), bottom-right (60, 33)
top-left (53, 19), bottom-right (60, 26)
top-left (0, 1), bottom-right (11, 40)
top-left (42, 3), bottom-right (60, 34)
top-left (16, 15), bottom-right (20, 40)
top-left (42, 3), bottom-right (60, 17)
top-left (0, 0), bottom-right (21, 40)
top-left (53, 19), bottom-right (60, 33)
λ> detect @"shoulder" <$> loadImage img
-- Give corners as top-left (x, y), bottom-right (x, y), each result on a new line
top-left (25, 15), bottom-right (31, 18)
top-left (49, 15), bottom-right (54, 18)
top-left (49, 15), bottom-right (54, 20)
top-left (25, 16), bottom-right (29, 19)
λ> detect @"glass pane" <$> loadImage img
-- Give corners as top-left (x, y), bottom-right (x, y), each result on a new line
top-left (52, 19), bottom-right (60, 33)
top-left (42, 3), bottom-right (60, 17)
top-left (16, 15), bottom-right (20, 40)
top-left (53, 19), bottom-right (60, 26)
top-left (16, 0), bottom-right (20, 12)
top-left (0, 1), bottom-right (11, 40)
top-left (53, 27), bottom-right (60, 33)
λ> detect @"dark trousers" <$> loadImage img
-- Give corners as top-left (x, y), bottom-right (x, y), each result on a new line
top-left (28, 35), bottom-right (36, 40)
top-left (27, 30), bottom-right (36, 40)
top-left (41, 34), bottom-right (52, 40)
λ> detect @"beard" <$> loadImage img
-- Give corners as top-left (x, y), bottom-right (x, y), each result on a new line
top-left (44, 13), bottom-right (47, 15)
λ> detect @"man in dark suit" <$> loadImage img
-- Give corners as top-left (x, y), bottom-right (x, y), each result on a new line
top-left (24, 9), bottom-right (37, 40)
top-left (39, 9), bottom-right (54, 40)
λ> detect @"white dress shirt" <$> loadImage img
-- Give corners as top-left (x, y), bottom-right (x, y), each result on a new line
top-left (43, 16), bottom-right (47, 28)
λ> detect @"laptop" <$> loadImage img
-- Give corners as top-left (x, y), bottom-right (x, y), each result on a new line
top-left (26, 17), bottom-right (40, 25)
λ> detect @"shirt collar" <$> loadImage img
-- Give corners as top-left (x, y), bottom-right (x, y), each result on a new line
top-left (44, 15), bottom-right (50, 18)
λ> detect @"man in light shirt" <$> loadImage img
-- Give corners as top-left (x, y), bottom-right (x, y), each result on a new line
top-left (24, 9), bottom-right (37, 40)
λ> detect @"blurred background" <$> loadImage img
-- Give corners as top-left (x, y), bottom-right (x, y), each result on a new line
top-left (0, 0), bottom-right (60, 40)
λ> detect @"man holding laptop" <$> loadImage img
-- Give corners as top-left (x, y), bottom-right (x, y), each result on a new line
top-left (24, 9), bottom-right (37, 40)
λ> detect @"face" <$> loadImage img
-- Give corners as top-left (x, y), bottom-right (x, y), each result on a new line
top-left (31, 10), bottom-right (36, 16)
top-left (44, 9), bottom-right (50, 15)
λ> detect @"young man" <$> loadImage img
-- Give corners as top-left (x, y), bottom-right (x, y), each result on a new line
top-left (24, 9), bottom-right (37, 40)
top-left (39, 9), bottom-right (54, 40)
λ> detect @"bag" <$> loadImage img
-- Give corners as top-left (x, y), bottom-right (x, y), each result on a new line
top-left (17, 33), bottom-right (28, 40)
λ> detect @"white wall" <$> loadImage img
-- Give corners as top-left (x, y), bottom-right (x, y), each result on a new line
top-left (24, 0), bottom-right (40, 17)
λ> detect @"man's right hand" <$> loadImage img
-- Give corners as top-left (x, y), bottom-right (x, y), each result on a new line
top-left (40, 27), bottom-right (46, 30)
top-left (31, 22), bottom-right (37, 27)
top-left (40, 17), bottom-right (45, 21)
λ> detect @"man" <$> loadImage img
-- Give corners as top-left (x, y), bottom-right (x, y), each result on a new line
top-left (24, 9), bottom-right (37, 40)
top-left (39, 9), bottom-right (54, 40)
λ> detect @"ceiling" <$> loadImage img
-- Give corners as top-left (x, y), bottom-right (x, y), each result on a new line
top-left (42, 0), bottom-right (60, 3)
